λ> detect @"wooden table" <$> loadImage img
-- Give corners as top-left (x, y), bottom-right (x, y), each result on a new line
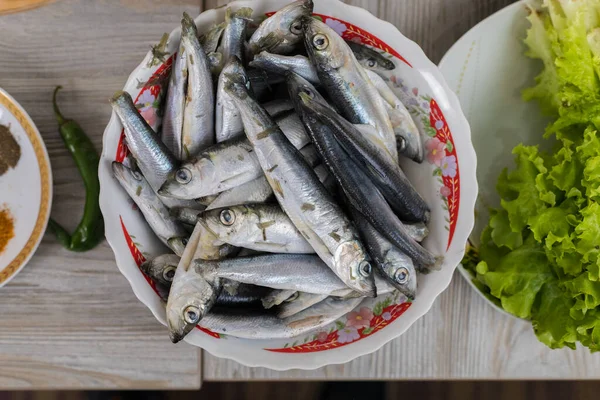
top-left (1, 0), bottom-right (598, 389)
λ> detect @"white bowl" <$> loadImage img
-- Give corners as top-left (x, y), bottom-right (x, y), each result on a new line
top-left (99, 0), bottom-right (477, 370)
top-left (439, 0), bottom-right (544, 320)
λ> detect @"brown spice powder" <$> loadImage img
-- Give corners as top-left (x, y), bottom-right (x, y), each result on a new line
top-left (0, 124), bottom-right (21, 176)
top-left (0, 158), bottom-right (8, 176)
top-left (0, 208), bottom-right (15, 254)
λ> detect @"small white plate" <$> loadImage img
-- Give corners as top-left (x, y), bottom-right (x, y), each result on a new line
top-left (0, 88), bottom-right (52, 287)
top-left (439, 0), bottom-right (548, 317)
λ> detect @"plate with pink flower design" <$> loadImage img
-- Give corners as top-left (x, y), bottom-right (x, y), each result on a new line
top-left (99, 0), bottom-right (477, 369)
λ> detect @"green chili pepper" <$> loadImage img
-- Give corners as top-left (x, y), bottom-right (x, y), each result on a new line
top-left (48, 86), bottom-right (104, 252)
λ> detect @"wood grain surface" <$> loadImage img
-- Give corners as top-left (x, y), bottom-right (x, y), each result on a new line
top-left (1, 0), bottom-right (598, 388)
top-left (0, 0), bottom-right (203, 389)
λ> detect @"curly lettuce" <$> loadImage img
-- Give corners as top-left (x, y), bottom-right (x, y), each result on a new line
top-left (469, 0), bottom-right (600, 352)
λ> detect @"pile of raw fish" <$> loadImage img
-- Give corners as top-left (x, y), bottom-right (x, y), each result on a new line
top-left (110, 0), bottom-right (442, 343)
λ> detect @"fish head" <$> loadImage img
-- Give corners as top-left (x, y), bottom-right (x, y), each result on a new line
top-left (181, 12), bottom-right (199, 39)
top-left (170, 206), bottom-right (202, 225)
top-left (249, 0), bottom-right (313, 54)
top-left (166, 267), bottom-right (218, 343)
top-left (247, 51), bottom-right (273, 69)
top-left (207, 51), bottom-right (223, 72)
top-left (295, 88), bottom-right (334, 116)
top-left (224, 81), bottom-right (273, 135)
top-left (193, 223), bottom-right (235, 260)
top-left (222, 56), bottom-right (253, 93)
top-left (158, 160), bottom-right (207, 199)
top-left (167, 236), bottom-right (189, 257)
top-left (346, 41), bottom-right (396, 72)
top-left (303, 17), bottom-right (348, 71)
top-left (357, 54), bottom-right (395, 72)
top-left (140, 254), bottom-right (180, 287)
top-left (224, 80), bottom-right (251, 102)
top-left (334, 240), bottom-right (376, 297)
top-left (198, 205), bottom-right (253, 243)
top-left (222, 56), bottom-right (247, 80)
top-left (381, 254), bottom-right (417, 300)
top-left (112, 161), bottom-right (146, 192)
top-left (286, 72), bottom-right (328, 110)
top-left (109, 91), bottom-right (135, 117)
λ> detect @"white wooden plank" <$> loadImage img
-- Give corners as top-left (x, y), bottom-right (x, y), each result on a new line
top-left (0, 0), bottom-right (204, 389)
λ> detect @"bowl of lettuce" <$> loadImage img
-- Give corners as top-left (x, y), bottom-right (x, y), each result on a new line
top-left (440, 0), bottom-right (600, 352)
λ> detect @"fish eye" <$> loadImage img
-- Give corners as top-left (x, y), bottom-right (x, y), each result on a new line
top-left (284, 292), bottom-right (300, 302)
top-left (394, 267), bottom-right (409, 284)
top-left (358, 260), bottom-right (372, 277)
top-left (183, 305), bottom-right (201, 324)
top-left (175, 167), bottom-right (192, 184)
top-left (162, 266), bottom-right (177, 282)
top-left (312, 34), bottom-right (329, 50)
top-left (290, 20), bottom-right (303, 35)
top-left (182, 237), bottom-right (189, 246)
top-left (219, 209), bottom-right (236, 226)
top-left (397, 137), bottom-right (407, 152)
top-left (132, 170), bottom-right (143, 181)
top-left (300, 87), bottom-right (315, 98)
top-left (367, 59), bottom-right (376, 68)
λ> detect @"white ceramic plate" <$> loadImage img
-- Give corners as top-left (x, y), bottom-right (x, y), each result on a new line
top-left (439, 0), bottom-right (548, 317)
top-left (99, 0), bottom-right (477, 369)
top-left (0, 88), bottom-right (52, 287)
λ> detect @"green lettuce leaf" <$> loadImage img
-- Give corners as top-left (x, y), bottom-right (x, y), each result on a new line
top-left (575, 309), bottom-right (600, 352)
top-left (497, 145), bottom-right (548, 233)
top-left (532, 281), bottom-right (578, 350)
top-left (523, 6), bottom-right (560, 115)
top-left (465, 0), bottom-right (600, 353)
top-left (478, 244), bottom-right (554, 319)
top-left (489, 209), bottom-right (523, 250)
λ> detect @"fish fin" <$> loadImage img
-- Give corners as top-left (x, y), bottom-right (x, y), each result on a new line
top-left (354, 123), bottom-right (399, 163)
top-left (277, 308), bottom-right (299, 319)
top-left (197, 194), bottom-right (219, 206)
top-left (218, 171), bottom-right (257, 187)
top-left (276, 294), bottom-right (328, 319)
top-left (250, 241), bottom-right (288, 251)
top-left (353, 124), bottom-right (388, 150)
top-left (286, 315), bottom-right (324, 329)
top-left (222, 279), bottom-right (240, 296)
top-left (381, 95), bottom-right (396, 111)
top-left (263, 293), bottom-right (291, 309)
top-left (353, 123), bottom-right (378, 137)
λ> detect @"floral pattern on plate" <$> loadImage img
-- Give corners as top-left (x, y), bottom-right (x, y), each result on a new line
top-left (266, 293), bottom-right (411, 353)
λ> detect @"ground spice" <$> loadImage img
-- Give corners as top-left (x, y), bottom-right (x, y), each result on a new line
top-left (0, 158), bottom-right (8, 176)
top-left (0, 208), bottom-right (15, 254)
top-left (0, 124), bottom-right (21, 176)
